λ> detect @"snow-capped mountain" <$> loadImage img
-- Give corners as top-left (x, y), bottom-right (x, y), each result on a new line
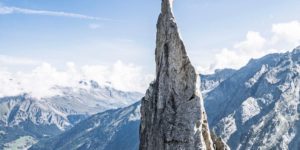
top-left (0, 80), bottom-right (142, 149)
top-left (32, 47), bottom-right (300, 150)
top-left (30, 102), bottom-right (141, 150)
top-left (205, 47), bottom-right (300, 149)
top-left (46, 80), bottom-right (142, 115)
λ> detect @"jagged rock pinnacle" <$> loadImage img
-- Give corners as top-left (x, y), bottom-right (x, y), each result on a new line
top-left (139, 0), bottom-right (215, 149)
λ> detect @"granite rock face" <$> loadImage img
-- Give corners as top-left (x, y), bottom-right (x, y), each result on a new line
top-left (139, 0), bottom-right (214, 149)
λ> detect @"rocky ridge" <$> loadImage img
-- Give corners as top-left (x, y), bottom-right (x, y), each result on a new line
top-left (205, 47), bottom-right (300, 149)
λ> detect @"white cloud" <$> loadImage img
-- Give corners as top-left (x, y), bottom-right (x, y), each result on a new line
top-left (200, 20), bottom-right (300, 74)
top-left (205, 31), bottom-right (270, 73)
top-left (0, 60), bottom-right (153, 98)
top-left (234, 31), bottom-right (266, 51)
top-left (0, 6), bottom-right (12, 14)
top-left (0, 6), bottom-right (111, 21)
top-left (108, 61), bottom-right (153, 93)
top-left (271, 21), bottom-right (300, 46)
top-left (81, 60), bottom-right (153, 93)
top-left (212, 48), bottom-right (248, 70)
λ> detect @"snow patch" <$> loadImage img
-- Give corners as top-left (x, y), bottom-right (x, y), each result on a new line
top-left (241, 97), bottom-right (261, 124)
top-left (216, 113), bottom-right (237, 142)
top-left (3, 136), bottom-right (37, 150)
top-left (128, 105), bottom-right (140, 121)
top-left (245, 65), bottom-right (268, 87)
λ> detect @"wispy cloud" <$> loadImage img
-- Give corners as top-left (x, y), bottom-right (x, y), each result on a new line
top-left (0, 60), bottom-right (154, 98)
top-left (0, 6), bottom-right (111, 21)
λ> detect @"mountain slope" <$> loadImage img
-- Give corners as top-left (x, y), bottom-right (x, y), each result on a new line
top-left (205, 47), bottom-right (300, 149)
top-left (30, 102), bottom-right (141, 150)
top-left (0, 95), bottom-right (69, 150)
top-left (0, 80), bottom-right (142, 149)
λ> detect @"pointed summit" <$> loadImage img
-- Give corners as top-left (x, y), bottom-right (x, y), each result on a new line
top-left (139, 0), bottom-right (216, 149)
top-left (161, 0), bottom-right (173, 15)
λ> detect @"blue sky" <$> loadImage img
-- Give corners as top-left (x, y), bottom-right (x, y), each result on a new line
top-left (1, 0), bottom-right (300, 94)
top-left (1, 0), bottom-right (300, 71)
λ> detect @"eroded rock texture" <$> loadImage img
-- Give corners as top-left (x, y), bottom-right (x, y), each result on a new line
top-left (139, 0), bottom-right (214, 149)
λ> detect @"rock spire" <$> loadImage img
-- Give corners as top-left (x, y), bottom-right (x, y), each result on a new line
top-left (139, 0), bottom-right (215, 149)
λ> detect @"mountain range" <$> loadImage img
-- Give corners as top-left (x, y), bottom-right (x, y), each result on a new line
top-left (30, 47), bottom-right (300, 150)
top-left (0, 80), bottom-right (142, 150)
top-left (1, 47), bottom-right (299, 149)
